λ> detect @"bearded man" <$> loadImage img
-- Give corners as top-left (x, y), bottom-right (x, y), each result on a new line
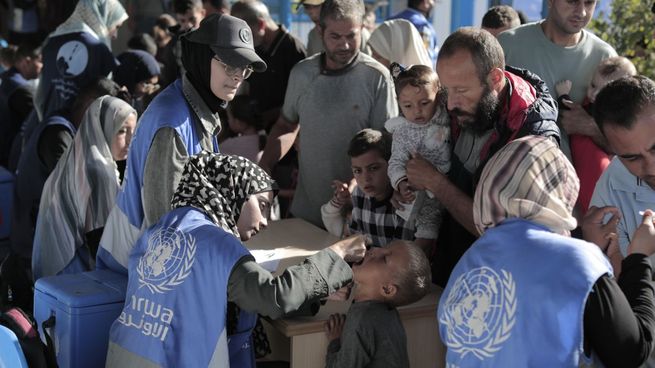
top-left (405, 28), bottom-right (560, 286)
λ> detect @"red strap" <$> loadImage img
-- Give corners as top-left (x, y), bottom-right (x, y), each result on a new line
top-left (5, 308), bottom-right (38, 338)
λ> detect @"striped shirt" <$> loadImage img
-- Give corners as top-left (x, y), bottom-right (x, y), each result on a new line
top-left (349, 186), bottom-right (415, 247)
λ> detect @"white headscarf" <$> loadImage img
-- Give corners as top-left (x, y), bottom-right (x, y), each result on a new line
top-left (51, 0), bottom-right (128, 48)
top-left (368, 19), bottom-right (432, 68)
top-left (33, 96), bottom-right (136, 279)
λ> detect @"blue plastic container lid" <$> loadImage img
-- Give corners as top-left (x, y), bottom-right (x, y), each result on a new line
top-left (35, 270), bottom-right (128, 308)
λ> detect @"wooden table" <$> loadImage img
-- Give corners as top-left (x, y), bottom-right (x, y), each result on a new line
top-left (246, 218), bottom-right (446, 368)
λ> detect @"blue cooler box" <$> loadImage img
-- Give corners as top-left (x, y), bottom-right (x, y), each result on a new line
top-left (0, 166), bottom-right (14, 239)
top-left (34, 270), bottom-right (128, 368)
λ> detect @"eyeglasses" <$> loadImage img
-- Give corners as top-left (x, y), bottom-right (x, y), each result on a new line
top-left (213, 57), bottom-right (254, 79)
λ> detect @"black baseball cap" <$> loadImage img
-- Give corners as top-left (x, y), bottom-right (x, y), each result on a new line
top-left (182, 13), bottom-right (267, 72)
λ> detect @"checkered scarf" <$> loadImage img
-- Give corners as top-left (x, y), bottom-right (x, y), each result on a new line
top-left (473, 136), bottom-right (579, 236)
top-left (171, 152), bottom-right (276, 238)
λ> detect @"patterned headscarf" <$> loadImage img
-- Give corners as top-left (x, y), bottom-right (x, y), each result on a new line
top-left (171, 152), bottom-right (277, 237)
top-left (52, 0), bottom-right (128, 48)
top-left (473, 136), bottom-right (579, 236)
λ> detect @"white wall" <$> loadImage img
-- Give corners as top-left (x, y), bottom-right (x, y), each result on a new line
top-left (472, 0), bottom-right (489, 27)
top-left (433, 0), bottom-right (451, 48)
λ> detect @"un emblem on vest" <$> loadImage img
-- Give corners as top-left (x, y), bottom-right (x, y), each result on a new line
top-left (56, 40), bottom-right (89, 78)
top-left (440, 266), bottom-right (516, 360)
top-left (137, 227), bottom-right (196, 294)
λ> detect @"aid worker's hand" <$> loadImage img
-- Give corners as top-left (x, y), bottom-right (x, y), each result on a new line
top-left (329, 234), bottom-right (366, 263)
top-left (628, 210), bottom-right (655, 257)
top-left (327, 283), bottom-right (353, 301)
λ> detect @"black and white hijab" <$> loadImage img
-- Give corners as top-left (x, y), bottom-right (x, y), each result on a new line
top-left (171, 152), bottom-right (277, 238)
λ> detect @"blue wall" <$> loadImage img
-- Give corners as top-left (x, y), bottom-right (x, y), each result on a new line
top-left (450, 0), bottom-right (476, 31)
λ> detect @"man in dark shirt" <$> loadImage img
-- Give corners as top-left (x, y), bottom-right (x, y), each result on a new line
top-left (231, 0), bottom-right (307, 129)
top-left (231, 0), bottom-right (308, 217)
top-left (0, 43), bottom-right (41, 167)
top-left (159, 0), bottom-right (207, 88)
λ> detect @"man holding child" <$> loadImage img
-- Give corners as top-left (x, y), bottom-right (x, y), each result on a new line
top-left (405, 28), bottom-right (560, 286)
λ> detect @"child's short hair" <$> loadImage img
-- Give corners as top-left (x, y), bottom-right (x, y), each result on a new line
top-left (227, 95), bottom-right (265, 131)
top-left (481, 5), bottom-right (520, 30)
top-left (391, 64), bottom-right (439, 96)
top-left (173, 0), bottom-right (203, 14)
top-left (390, 241), bottom-right (431, 307)
top-left (596, 56), bottom-right (637, 80)
top-left (347, 129), bottom-right (392, 161)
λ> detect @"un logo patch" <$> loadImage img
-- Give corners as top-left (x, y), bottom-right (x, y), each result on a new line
top-left (137, 227), bottom-right (196, 294)
top-left (440, 267), bottom-right (516, 360)
top-left (239, 28), bottom-right (252, 44)
top-left (56, 40), bottom-right (88, 78)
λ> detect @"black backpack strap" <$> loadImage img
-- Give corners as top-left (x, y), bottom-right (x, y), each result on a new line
top-left (41, 316), bottom-right (58, 368)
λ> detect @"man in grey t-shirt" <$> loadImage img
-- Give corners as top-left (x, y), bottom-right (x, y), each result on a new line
top-left (497, 0), bottom-right (616, 159)
top-left (260, 0), bottom-right (397, 227)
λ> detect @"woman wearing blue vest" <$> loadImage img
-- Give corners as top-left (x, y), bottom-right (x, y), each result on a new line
top-left (98, 13), bottom-right (267, 275)
top-left (438, 136), bottom-right (655, 367)
top-left (34, 0), bottom-right (126, 120)
top-left (106, 152), bottom-right (365, 367)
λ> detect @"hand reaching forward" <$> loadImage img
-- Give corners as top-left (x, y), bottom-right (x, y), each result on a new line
top-left (329, 234), bottom-right (366, 263)
top-left (330, 180), bottom-right (351, 208)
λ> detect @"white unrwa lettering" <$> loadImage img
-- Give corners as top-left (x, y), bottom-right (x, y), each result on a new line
top-left (117, 296), bottom-right (174, 341)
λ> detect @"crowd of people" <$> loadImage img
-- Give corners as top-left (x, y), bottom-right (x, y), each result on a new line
top-left (1, 0), bottom-right (655, 367)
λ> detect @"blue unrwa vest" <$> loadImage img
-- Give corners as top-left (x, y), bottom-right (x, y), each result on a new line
top-left (438, 219), bottom-right (612, 368)
top-left (117, 79), bottom-right (212, 231)
top-left (10, 116), bottom-right (75, 258)
top-left (108, 207), bottom-right (257, 367)
top-left (37, 31), bottom-right (117, 119)
top-left (97, 79), bottom-right (220, 274)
